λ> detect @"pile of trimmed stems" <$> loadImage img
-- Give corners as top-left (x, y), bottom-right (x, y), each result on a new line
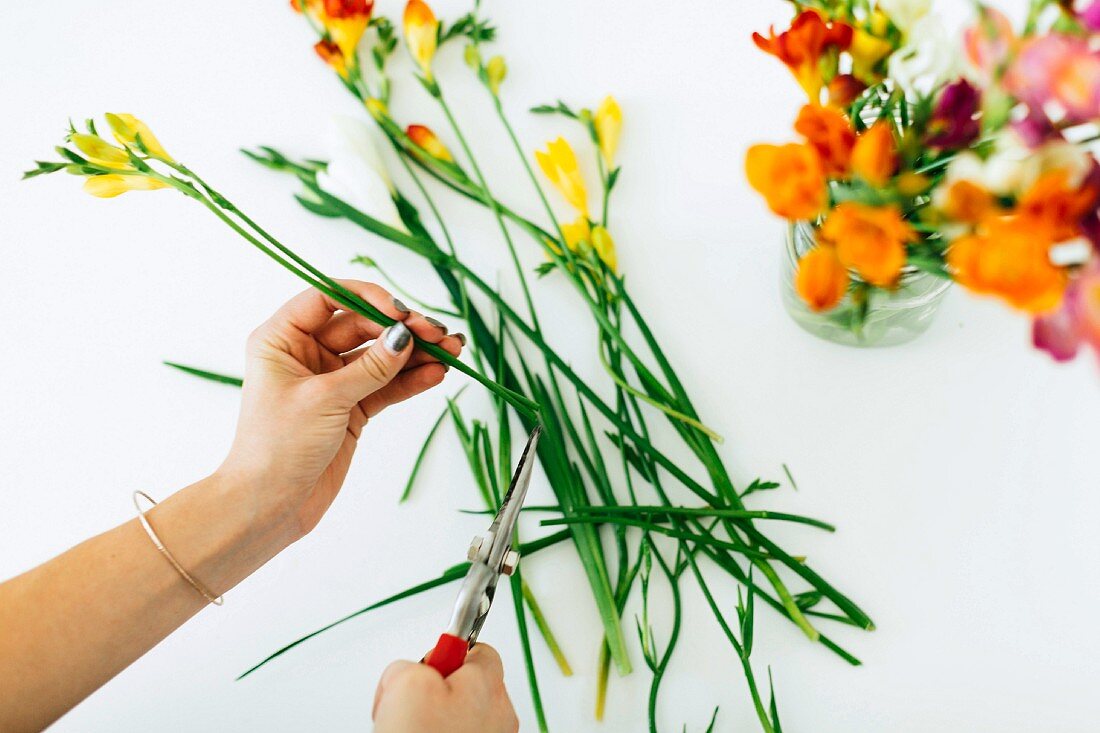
top-left (197, 7), bottom-right (872, 732)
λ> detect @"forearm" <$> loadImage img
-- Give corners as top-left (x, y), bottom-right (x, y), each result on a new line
top-left (0, 471), bottom-right (295, 732)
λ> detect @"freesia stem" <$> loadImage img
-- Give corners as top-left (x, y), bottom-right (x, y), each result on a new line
top-left (152, 166), bottom-right (538, 416)
top-left (306, 180), bottom-right (874, 630)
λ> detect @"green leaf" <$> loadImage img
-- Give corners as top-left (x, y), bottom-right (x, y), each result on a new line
top-left (794, 590), bottom-right (824, 610)
top-left (768, 668), bottom-right (784, 733)
top-left (534, 261), bottom-right (557, 277)
top-left (56, 146), bottom-right (87, 164)
top-left (781, 463), bottom-right (799, 492)
top-left (606, 166), bottom-right (621, 191)
top-left (529, 99), bottom-right (578, 119)
top-left (162, 361), bottom-right (243, 387)
top-left (294, 193), bottom-right (341, 218)
top-left (740, 577), bottom-right (755, 658)
top-left (400, 396), bottom-right (458, 503)
top-left (21, 161), bottom-right (68, 180)
top-left (742, 478), bottom-right (781, 497)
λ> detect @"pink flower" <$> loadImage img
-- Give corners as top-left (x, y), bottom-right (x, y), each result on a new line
top-left (1004, 34), bottom-right (1100, 125)
top-left (963, 6), bottom-right (1014, 80)
top-left (927, 79), bottom-right (981, 149)
top-left (1032, 260), bottom-right (1100, 362)
top-left (1079, 0), bottom-right (1100, 31)
top-left (1012, 109), bottom-right (1059, 148)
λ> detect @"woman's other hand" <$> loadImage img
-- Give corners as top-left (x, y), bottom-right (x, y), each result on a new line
top-left (372, 645), bottom-right (519, 733)
top-left (219, 280), bottom-right (463, 538)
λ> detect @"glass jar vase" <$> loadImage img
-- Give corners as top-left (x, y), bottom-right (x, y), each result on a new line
top-left (780, 221), bottom-right (952, 347)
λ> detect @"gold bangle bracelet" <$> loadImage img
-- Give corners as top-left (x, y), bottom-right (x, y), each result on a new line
top-left (132, 490), bottom-right (224, 606)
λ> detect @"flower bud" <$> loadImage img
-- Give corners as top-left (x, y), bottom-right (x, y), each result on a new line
top-left (486, 55), bottom-right (507, 95)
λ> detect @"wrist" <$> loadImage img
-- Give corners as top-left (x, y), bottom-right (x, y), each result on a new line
top-left (148, 471), bottom-right (300, 597)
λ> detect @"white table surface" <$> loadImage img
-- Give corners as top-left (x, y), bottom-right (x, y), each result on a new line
top-left (2, 1), bottom-right (1098, 731)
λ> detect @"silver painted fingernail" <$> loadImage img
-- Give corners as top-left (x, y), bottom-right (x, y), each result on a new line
top-left (383, 322), bottom-right (412, 354)
top-left (454, 332), bottom-right (467, 346)
top-left (425, 316), bottom-right (448, 333)
top-left (392, 297), bottom-right (411, 314)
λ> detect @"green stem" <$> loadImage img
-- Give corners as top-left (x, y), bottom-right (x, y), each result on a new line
top-left (157, 169), bottom-right (537, 417)
top-left (521, 579), bottom-right (573, 676)
top-left (569, 505), bottom-right (835, 532)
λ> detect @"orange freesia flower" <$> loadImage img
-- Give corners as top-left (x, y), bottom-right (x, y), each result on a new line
top-left (819, 202), bottom-right (915, 286)
top-left (794, 104), bottom-right (855, 178)
top-left (406, 124), bottom-right (453, 162)
top-left (297, 0), bottom-right (373, 61)
top-left (314, 39), bottom-right (348, 78)
top-left (796, 246), bottom-right (849, 311)
top-left (404, 0), bottom-right (439, 78)
top-left (941, 180), bottom-right (998, 224)
top-left (753, 10), bottom-right (854, 100)
top-left (948, 216), bottom-right (1067, 313)
top-left (896, 171), bottom-right (931, 197)
top-left (745, 143), bottom-right (827, 220)
top-left (1016, 169), bottom-right (1096, 242)
top-left (850, 121), bottom-right (897, 187)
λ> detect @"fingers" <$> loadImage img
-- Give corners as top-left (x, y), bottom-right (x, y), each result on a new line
top-left (373, 648), bottom-right (516, 733)
top-left (316, 321), bottom-right (414, 407)
top-left (258, 280), bottom-right (399, 340)
top-left (312, 310), bottom-right (386, 355)
top-left (313, 300), bottom-right (462, 362)
top-left (459, 643), bottom-right (505, 683)
top-left (448, 644), bottom-right (518, 733)
top-left (372, 660), bottom-right (442, 721)
top-left (359, 363), bottom-right (447, 419)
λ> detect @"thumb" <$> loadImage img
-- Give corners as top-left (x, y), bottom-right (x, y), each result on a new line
top-left (323, 321), bottom-right (413, 406)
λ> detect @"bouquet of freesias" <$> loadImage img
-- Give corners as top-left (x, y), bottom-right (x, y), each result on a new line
top-left (25, 1), bottom-right (877, 730)
top-left (747, 0), bottom-right (1100, 362)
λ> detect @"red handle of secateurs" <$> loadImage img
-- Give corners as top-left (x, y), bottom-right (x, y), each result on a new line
top-left (423, 633), bottom-right (469, 678)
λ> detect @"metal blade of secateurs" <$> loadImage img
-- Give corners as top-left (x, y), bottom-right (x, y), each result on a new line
top-left (488, 426), bottom-right (542, 539)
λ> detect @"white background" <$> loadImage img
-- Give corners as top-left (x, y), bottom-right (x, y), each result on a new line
top-left (2, 1), bottom-right (1098, 731)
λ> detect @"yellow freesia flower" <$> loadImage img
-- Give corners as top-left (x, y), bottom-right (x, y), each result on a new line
top-left (404, 0), bottom-right (439, 78)
top-left (70, 134), bottom-right (132, 169)
top-left (105, 113), bottom-right (173, 161)
top-left (83, 174), bottom-right (169, 198)
top-left (850, 29), bottom-right (893, 83)
top-left (560, 215), bottom-right (591, 251)
top-left (594, 96), bottom-right (622, 165)
top-left (326, 15), bottom-right (370, 61)
top-left (536, 137), bottom-right (589, 216)
top-left (365, 97), bottom-right (389, 121)
top-left (406, 124), bottom-right (453, 162)
top-left (591, 225), bottom-right (617, 271)
top-left (295, 0), bottom-right (372, 61)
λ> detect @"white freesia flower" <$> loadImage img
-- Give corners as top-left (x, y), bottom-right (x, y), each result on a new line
top-left (1020, 139), bottom-right (1093, 190)
top-left (887, 16), bottom-right (958, 98)
top-left (1049, 238), bottom-right (1094, 267)
top-left (942, 130), bottom-right (1093, 197)
top-left (877, 0), bottom-right (931, 34)
top-left (316, 115), bottom-right (406, 231)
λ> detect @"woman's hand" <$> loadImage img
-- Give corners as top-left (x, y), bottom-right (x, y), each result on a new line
top-left (372, 645), bottom-right (519, 733)
top-left (218, 280), bottom-right (463, 539)
top-left (0, 281), bottom-right (466, 732)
